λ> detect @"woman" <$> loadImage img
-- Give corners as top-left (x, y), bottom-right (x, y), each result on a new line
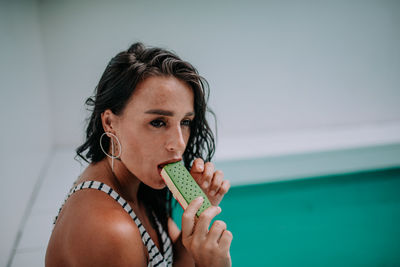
top-left (45, 42), bottom-right (232, 267)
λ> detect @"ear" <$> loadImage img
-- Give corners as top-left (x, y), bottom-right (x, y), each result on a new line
top-left (101, 109), bottom-right (118, 135)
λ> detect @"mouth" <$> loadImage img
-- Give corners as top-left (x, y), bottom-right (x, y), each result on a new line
top-left (157, 158), bottom-right (182, 175)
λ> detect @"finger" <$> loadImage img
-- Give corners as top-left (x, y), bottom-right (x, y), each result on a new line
top-left (216, 179), bottom-right (230, 197)
top-left (208, 170), bottom-right (223, 197)
top-left (218, 230), bottom-right (233, 251)
top-left (181, 197), bottom-right (204, 239)
top-left (190, 158), bottom-right (204, 174)
top-left (207, 220), bottom-right (227, 244)
top-left (200, 162), bottom-right (214, 189)
top-left (194, 205), bottom-right (221, 237)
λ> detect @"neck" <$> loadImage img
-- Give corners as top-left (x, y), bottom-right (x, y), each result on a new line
top-left (103, 157), bottom-right (141, 205)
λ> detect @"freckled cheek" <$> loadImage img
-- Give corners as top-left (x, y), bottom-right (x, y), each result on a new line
top-left (120, 136), bottom-right (146, 155)
top-left (120, 142), bottom-right (137, 160)
top-left (184, 131), bottom-right (191, 146)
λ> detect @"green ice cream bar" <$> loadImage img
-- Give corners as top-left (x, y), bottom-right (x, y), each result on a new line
top-left (161, 161), bottom-right (212, 217)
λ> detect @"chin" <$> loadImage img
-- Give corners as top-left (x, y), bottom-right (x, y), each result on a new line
top-left (154, 178), bottom-right (167, 189)
top-left (145, 182), bottom-right (166, 190)
top-left (154, 184), bottom-right (167, 190)
top-left (148, 175), bottom-right (167, 190)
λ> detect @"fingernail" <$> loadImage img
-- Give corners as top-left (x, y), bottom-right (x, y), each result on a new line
top-left (217, 206), bottom-right (222, 213)
top-left (198, 164), bottom-right (204, 172)
top-left (209, 190), bottom-right (216, 196)
top-left (202, 181), bottom-right (209, 188)
top-left (196, 196), bottom-right (204, 202)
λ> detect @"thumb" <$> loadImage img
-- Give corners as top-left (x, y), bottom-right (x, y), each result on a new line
top-left (190, 158), bottom-right (205, 185)
top-left (190, 158), bottom-right (204, 175)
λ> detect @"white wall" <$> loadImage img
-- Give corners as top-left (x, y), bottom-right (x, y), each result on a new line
top-left (0, 1), bottom-right (52, 266)
top-left (37, 0), bottom-right (400, 153)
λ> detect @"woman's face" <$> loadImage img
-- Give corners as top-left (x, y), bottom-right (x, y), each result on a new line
top-left (113, 75), bottom-right (194, 189)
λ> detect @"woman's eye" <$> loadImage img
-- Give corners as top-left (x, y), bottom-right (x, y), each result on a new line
top-left (181, 119), bottom-right (192, 127)
top-left (150, 120), bottom-right (166, 128)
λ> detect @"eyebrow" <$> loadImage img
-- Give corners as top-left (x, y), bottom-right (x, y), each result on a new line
top-left (144, 109), bottom-right (195, 117)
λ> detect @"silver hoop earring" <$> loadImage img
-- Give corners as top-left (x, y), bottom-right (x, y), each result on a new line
top-left (100, 132), bottom-right (122, 172)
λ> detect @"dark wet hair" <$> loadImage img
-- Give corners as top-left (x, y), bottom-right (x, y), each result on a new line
top-left (76, 42), bottom-right (216, 247)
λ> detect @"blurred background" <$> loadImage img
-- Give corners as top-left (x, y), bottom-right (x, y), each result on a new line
top-left (1, 0), bottom-right (399, 266)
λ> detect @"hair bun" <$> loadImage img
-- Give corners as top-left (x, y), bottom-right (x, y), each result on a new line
top-left (127, 42), bottom-right (146, 55)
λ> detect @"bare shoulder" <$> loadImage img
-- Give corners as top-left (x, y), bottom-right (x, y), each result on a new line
top-left (47, 189), bottom-right (147, 267)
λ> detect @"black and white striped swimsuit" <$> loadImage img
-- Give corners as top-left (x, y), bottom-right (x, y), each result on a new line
top-left (54, 180), bottom-right (173, 267)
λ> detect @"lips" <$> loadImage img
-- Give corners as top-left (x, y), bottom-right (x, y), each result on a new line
top-left (157, 158), bottom-right (182, 174)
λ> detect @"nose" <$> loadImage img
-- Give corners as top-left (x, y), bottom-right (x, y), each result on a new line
top-left (165, 125), bottom-right (186, 153)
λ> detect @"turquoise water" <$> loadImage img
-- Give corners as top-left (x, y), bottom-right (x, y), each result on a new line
top-left (172, 168), bottom-right (400, 266)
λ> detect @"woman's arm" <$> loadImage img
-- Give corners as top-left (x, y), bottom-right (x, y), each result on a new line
top-left (69, 217), bottom-right (148, 267)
